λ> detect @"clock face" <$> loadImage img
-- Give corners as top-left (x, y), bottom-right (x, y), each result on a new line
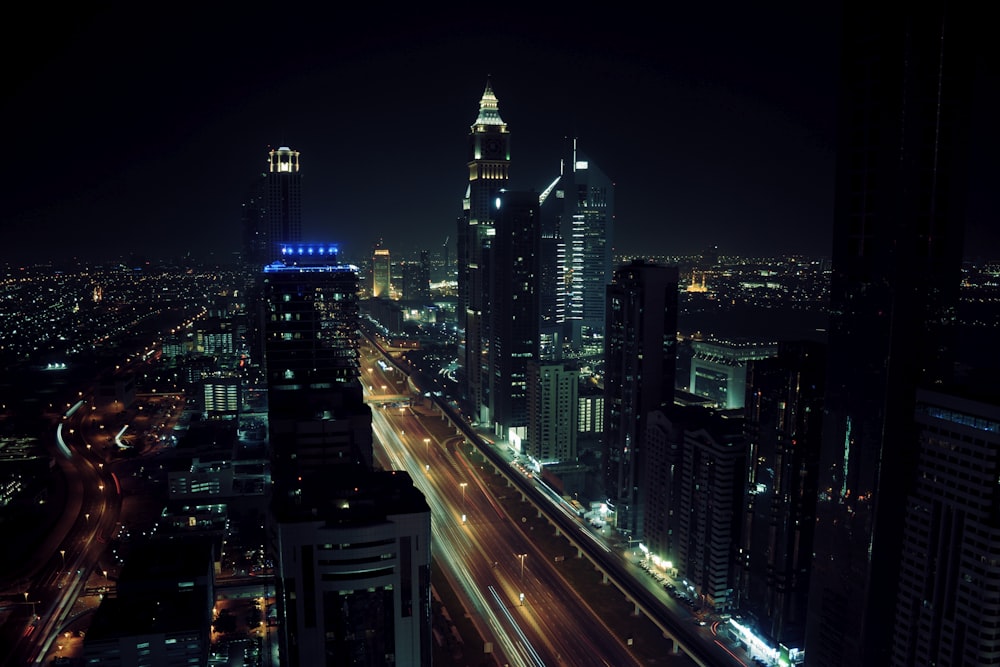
top-left (485, 138), bottom-right (502, 156)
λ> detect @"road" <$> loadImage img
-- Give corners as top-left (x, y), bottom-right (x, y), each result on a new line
top-left (362, 340), bottom-right (765, 667)
top-left (0, 396), bottom-right (123, 666)
top-left (369, 389), bottom-right (644, 667)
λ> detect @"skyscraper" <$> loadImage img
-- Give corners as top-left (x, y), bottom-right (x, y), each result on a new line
top-left (603, 259), bottom-right (679, 538)
top-left (261, 243), bottom-right (373, 480)
top-left (457, 80), bottom-right (510, 422)
top-left (674, 406), bottom-right (745, 613)
top-left (737, 340), bottom-right (825, 650)
top-left (806, 3), bottom-right (976, 665)
top-left (242, 176), bottom-right (267, 269)
top-left (261, 244), bottom-right (431, 666)
top-left (416, 249), bottom-right (431, 301)
top-left (486, 190), bottom-right (540, 441)
top-left (891, 388), bottom-right (1000, 666)
top-left (242, 146), bottom-right (303, 268)
top-left (264, 147), bottom-right (303, 264)
top-left (538, 138), bottom-right (614, 355)
top-left (373, 247), bottom-right (391, 298)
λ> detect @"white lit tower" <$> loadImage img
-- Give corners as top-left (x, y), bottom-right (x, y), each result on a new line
top-left (264, 146), bottom-right (303, 264)
top-left (373, 247), bottom-right (391, 298)
top-left (538, 137), bottom-right (614, 355)
top-left (457, 79), bottom-right (510, 422)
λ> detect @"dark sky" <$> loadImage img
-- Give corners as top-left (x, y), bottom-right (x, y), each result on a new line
top-left (4, 6), bottom-right (996, 265)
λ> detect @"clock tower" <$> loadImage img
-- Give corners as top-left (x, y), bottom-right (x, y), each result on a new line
top-left (466, 79), bottom-right (510, 225)
top-left (458, 79), bottom-right (510, 423)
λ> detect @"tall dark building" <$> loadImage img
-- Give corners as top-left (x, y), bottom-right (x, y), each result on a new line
top-left (806, 4), bottom-right (976, 665)
top-left (417, 250), bottom-right (431, 301)
top-left (261, 244), bottom-right (373, 482)
top-left (457, 80), bottom-right (510, 423)
top-left (737, 340), bottom-right (825, 651)
top-left (891, 388), bottom-right (1000, 666)
top-left (674, 406), bottom-right (745, 613)
top-left (603, 259), bottom-right (678, 539)
top-left (242, 176), bottom-right (267, 269)
top-left (242, 146), bottom-right (303, 268)
top-left (486, 190), bottom-right (540, 441)
top-left (261, 244), bottom-right (431, 666)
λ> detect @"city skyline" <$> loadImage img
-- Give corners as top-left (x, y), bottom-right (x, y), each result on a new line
top-left (2, 5), bottom-right (897, 265)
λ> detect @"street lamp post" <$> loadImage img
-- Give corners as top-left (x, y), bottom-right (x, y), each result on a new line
top-left (459, 482), bottom-right (467, 511)
top-left (23, 591), bottom-right (36, 619)
top-left (517, 553), bottom-right (527, 580)
top-left (423, 437), bottom-right (430, 456)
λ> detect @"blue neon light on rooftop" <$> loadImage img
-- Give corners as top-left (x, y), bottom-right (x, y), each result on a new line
top-left (279, 243), bottom-right (339, 257)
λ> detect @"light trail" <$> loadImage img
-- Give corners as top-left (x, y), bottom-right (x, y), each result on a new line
top-left (488, 586), bottom-right (546, 667)
top-left (114, 425), bottom-right (130, 448)
top-left (54, 423), bottom-right (73, 459)
top-left (715, 639), bottom-right (749, 667)
top-left (371, 409), bottom-right (532, 666)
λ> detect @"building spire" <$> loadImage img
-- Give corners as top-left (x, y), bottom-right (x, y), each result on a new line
top-left (474, 77), bottom-right (505, 126)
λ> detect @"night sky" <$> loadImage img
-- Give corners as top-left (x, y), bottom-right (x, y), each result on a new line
top-left (5, 6), bottom-right (997, 265)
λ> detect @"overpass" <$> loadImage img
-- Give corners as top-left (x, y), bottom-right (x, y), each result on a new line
top-left (435, 400), bottom-right (720, 667)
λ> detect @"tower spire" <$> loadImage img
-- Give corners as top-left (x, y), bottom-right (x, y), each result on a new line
top-left (475, 77), bottom-right (505, 126)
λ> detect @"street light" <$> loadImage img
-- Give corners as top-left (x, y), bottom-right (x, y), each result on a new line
top-left (60, 549), bottom-right (66, 572)
top-left (423, 438), bottom-right (430, 456)
top-left (459, 482), bottom-right (468, 511)
top-left (517, 553), bottom-right (527, 580)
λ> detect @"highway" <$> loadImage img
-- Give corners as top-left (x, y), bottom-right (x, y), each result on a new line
top-left (363, 338), bottom-right (762, 667)
top-left (0, 396), bottom-right (123, 667)
top-left (372, 403), bottom-right (642, 667)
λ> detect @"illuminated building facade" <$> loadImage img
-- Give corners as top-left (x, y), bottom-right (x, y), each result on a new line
top-left (457, 80), bottom-right (510, 422)
top-left (373, 247), bottom-right (391, 298)
top-left (538, 137), bottom-right (614, 354)
top-left (806, 3), bottom-right (976, 665)
top-left (526, 361), bottom-right (579, 462)
top-left (202, 374), bottom-right (239, 419)
top-left (603, 259), bottom-right (678, 539)
top-left (689, 339), bottom-right (778, 410)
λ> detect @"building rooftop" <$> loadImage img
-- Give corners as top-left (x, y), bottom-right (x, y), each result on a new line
top-left (272, 465), bottom-right (430, 524)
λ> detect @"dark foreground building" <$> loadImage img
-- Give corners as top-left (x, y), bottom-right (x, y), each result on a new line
top-left (806, 3), bottom-right (977, 665)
